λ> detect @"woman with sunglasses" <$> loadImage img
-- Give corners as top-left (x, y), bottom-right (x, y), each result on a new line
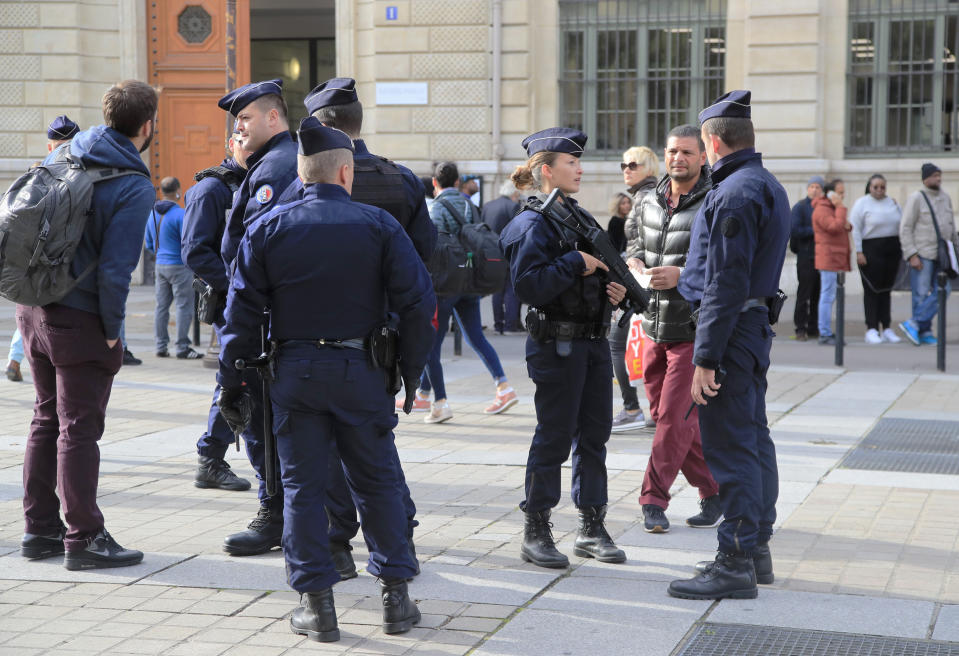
top-left (610, 146), bottom-right (660, 433)
top-left (849, 173), bottom-right (903, 344)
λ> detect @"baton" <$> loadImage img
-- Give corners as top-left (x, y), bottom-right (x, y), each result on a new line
top-left (684, 366), bottom-right (726, 421)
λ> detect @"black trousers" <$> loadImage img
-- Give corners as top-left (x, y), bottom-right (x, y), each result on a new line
top-left (859, 236), bottom-right (902, 331)
top-left (793, 255), bottom-right (819, 335)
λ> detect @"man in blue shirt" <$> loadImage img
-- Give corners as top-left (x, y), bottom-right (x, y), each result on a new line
top-left (144, 177), bottom-right (200, 359)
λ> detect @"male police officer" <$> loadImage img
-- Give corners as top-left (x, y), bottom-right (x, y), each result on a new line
top-left (669, 91), bottom-right (790, 600)
top-left (217, 79), bottom-right (298, 556)
top-left (282, 76), bottom-right (436, 578)
top-left (217, 119), bottom-right (434, 641)
top-left (181, 131), bottom-right (252, 492)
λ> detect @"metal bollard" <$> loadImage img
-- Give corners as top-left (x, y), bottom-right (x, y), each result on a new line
top-left (453, 315), bottom-right (463, 356)
top-left (937, 270), bottom-right (947, 372)
top-left (835, 271), bottom-right (845, 367)
top-left (193, 291), bottom-right (201, 346)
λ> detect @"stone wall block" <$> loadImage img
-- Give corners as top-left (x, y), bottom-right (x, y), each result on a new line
top-left (433, 132), bottom-right (488, 160)
top-left (429, 25), bottom-right (487, 52)
top-left (0, 4), bottom-right (39, 28)
top-left (0, 106), bottom-right (43, 133)
top-left (411, 0), bottom-right (488, 25)
top-left (431, 80), bottom-right (487, 105)
top-left (412, 52), bottom-right (486, 79)
top-left (0, 55), bottom-right (41, 80)
top-left (412, 105), bottom-right (489, 133)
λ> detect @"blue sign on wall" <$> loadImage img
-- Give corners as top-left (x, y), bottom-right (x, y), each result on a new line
top-left (386, 6), bottom-right (398, 20)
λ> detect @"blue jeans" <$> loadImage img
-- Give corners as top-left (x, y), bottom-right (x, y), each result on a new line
top-left (8, 329), bottom-right (23, 363)
top-left (420, 295), bottom-right (505, 400)
top-left (910, 256), bottom-right (952, 334)
top-left (154, 264), bottom-right (195, 354)
top-left (817, 271), bottom-right (837, 337)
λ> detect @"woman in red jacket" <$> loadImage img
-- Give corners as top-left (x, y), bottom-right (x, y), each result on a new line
top-left (812, 182), bottom-right (852, 345)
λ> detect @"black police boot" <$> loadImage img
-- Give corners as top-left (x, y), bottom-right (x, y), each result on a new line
top-left (686, 494), bottom-right (722, 528)
top-left (381, 579), bottom-right (421, 635)
top-left (63, 530), bottom-right (143, 571)
top-left (21, 525), bottom-right (66, 560)
top-left (290, 588), bottom-right (339, 642)
top-left (694, 543), bottom-right (774, 584)
top-left (669, 551), bottom-right (757, 600)
top-left (329, 542), bottom-right (357, 580)
top-left (223, 503), bottom-right (283, 556)
top-left (195, 455), bottom-right (252, 491)
top-left (573, 505), bottom-right (626, 563)
top-left (520, 510), bottom-right (569, 569)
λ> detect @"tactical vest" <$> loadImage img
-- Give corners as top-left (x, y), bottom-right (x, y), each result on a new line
top-left (523, 196), bottom-right (609, 324)
top-left (194, 165), bottom-right (243, 198)
top-left (351, 155), bottom-right (410, 228)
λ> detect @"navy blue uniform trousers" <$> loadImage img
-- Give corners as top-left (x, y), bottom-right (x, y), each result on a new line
top-left (697, 309), bottom-right (779, 555)
top-left (271, 344), bottom-right (416, 592)
top-left (196, 322), bottom-right (247, 461)
top-left (522, 336), bottom-right (612, 512)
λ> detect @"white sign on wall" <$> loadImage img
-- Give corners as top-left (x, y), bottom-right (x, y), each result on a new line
top-left (375, 82), bottom-right (429, 105)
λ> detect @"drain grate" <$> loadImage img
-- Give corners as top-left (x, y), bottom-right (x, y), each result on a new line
top-left (677, 623), bottom-right (959, 655)
top-left (839, 418), bottom-right (959, 475)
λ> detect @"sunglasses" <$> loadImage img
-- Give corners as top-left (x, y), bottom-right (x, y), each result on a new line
top-left (620, 162), bottom-right (640, 171)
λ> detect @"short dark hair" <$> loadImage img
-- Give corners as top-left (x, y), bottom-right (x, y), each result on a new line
top-left (666, 124), bottom-right (705, 151)
top-left (702, 116), bottom-right (755, 150)
top-left (312, 100), bottom-right (364, 139)
top-left (253, 93), bottom-right (288, 122)
top-left (434, 161), bottom-right (459, 189)
top-left (824, 178), bottom-right (844, 194)
top-left (102, 80), bottom-right (158, 138)
top-left (420, 176), bottom-right (435, 199)
top-left (160, 176), bottom-right (180, 195)
top-left (865, 173), bottom-right (886, 195)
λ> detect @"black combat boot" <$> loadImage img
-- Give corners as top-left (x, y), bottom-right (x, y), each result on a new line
top-left (695, 542), bottom-right (774, 584)
top-left (669, 551), bottom-right (757, 600)
top-left (686, 494), bottom-right (722, 528)
top-left (195, 455), bottom-right (252, 491)
top-left (223, 502), bottom-right (283, 556)
top-left (290, 588), bottom-right (339, 642)
top-left (329, 542), bottom-right (357, 580)
top-left (573, 505), bottom-right (626, 563)
top-left (520, 510), bottom-right (569, 568)
top-left (381, 579), bottom-right (421, 635)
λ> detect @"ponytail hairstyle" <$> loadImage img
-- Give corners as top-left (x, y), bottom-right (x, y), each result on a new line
top-left (511, 151), bottom-right (561, 191)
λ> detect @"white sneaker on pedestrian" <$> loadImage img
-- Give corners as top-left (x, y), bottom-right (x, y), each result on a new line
top-left (881, 328), bottom-right (901, 343)
top-left (424, 402), bottom-right (453, 424)
top-left (864, 328), bottom-right (882, 344)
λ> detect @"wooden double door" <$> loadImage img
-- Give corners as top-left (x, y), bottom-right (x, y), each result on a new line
top-left (147, 0), bottom-right (250, 195)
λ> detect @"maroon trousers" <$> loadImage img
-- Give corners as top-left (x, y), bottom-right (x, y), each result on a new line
top-left (639, 339), bottom-right (718, 509)
top-left (17, 304), bottom-right (122, 551)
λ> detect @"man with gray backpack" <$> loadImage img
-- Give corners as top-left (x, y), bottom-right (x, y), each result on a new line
top-left (3, 80), bottom-right (158, 570)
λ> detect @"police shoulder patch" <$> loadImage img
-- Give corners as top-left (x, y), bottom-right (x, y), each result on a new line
top-left (721, 216), bottom-right (741, 238)
top-left (255, 184), bottom-right (274, 205)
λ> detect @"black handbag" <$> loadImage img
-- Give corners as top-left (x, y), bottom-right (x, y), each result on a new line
top-left (920, 191), bottom-right (959, 280)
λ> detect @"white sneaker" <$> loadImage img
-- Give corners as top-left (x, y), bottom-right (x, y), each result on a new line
top-left (424, 401), bottom-right (453, 424)
top-left (864, 328), bottom-right (882, 344)
top-left (881, 328), bottom-right (901, 343)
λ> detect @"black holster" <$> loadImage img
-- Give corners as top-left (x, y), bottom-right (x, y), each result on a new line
top-left (193, 278), bottom-right (225, 325)
top-left (368, 324), bottom-right (402, 395)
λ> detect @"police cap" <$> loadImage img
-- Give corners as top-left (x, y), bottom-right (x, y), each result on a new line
top-left (698, 90), bottom-right (751, 124)
top-left (47, 115), bottom-right (79, 140)
top-left (297, 116), bottom-right (354, 156)
top-left (218, 79), bottom-right (284, 116)
top-left (521, 128), bottom-right (587, 158)
top-left (304, 77), bottom-right (358, 115)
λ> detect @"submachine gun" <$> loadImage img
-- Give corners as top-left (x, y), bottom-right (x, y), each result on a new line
top-left (538, 188), bottom-right (651, 326)
top-left (233, 310), bottom-right (278, 498)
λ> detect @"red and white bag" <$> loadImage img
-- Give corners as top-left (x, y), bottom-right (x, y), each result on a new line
top-left (625, 313), bottom-right (645, 382)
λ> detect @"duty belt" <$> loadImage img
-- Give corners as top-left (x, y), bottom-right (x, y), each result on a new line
top-left (546, 320), bottom-right (609, 340)
top-left (691, 297), bottom-right (770, 327)
top-left (281, 338), bottom-right (367, 351)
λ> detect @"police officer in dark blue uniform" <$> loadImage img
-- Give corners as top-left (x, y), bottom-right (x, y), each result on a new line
top-left (669, 91), bottom-right (790, 600)
top-left (279, 77), bottom-right (435, 579)
top-left (217, 119), bottom-right (434, 641)
top-left (499, 128), bottom-right (628, 569)
top-left (181, 131), bottom-right (252, 493)
top-left (216, 79), bottom-right (299, 556)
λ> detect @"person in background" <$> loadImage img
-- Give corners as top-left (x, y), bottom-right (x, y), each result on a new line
top-left (850, 174), bottom-right (902, 344)
top-left (791, 176), bottom-right (824, 341)
top-left (483, 179), bottom-right (523, 334)
top-left (899, 163), bottom-right (957, 346)
top-left (607, 192), bottom-right (631, 254)
top-left (812, 181), bottom-right (852, 345)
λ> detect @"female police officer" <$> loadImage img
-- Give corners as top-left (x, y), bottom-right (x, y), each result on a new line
top-left (499, 128), bottom-right (628, 568)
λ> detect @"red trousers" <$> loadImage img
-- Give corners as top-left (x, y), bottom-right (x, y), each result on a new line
top-left (639, 339), bottom-right (718, 509)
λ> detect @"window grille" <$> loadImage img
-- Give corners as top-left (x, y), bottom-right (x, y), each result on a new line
top-left (559, 0), bottom-right (727, 156)
top-left (847, 0), bottom-right (959, 154)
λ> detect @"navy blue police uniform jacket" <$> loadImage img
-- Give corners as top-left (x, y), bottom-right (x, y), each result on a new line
top-left (220, 132), bottom-right (297, 268)
top-left (677, 148), bottom-right (791, 369)
top-left (276, 139), bottom-right (435, 263)
top-left (217, 183), bottom-right (436, 391)
top-left (181, 158), bottom-right (245, 293)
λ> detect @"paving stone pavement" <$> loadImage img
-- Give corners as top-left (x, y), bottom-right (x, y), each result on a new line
top-left (1, 287), bottom-right (959, 654)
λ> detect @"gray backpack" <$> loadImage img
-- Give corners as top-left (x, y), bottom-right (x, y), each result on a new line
top-left (0, 144), bottom-right (148, 306)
